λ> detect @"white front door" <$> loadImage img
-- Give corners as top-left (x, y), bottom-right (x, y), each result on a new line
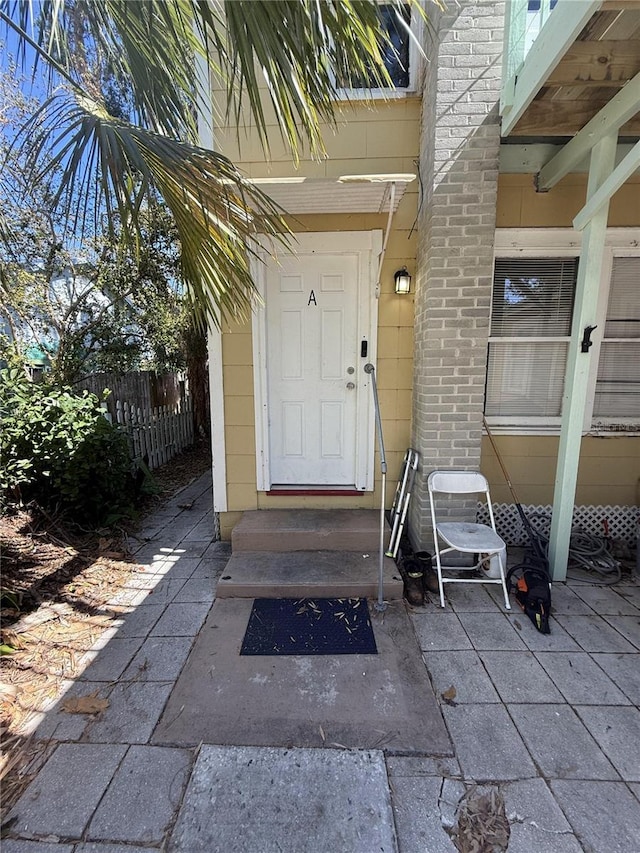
top-left (253, 232), bottom-right (380, 490)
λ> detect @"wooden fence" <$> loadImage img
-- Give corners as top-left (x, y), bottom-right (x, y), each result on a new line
top-left (76, 371), bottom-right (186, 419)
top-left (110, 397), bottom-right (195, 470)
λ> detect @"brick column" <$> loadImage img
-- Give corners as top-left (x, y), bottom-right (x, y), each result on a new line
top-left (409, 2), bottom-right (505, 548)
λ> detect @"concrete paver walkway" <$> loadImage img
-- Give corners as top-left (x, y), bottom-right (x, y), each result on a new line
top-left (4, 472), bottom-right (640, 852)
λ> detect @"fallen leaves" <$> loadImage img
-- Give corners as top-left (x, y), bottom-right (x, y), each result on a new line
top-left (61, 692), bottom-right (109, 716)
top-left (452, 785), bottom-right (510, 853)
top-left (441, 685), bottom-right (458, 706)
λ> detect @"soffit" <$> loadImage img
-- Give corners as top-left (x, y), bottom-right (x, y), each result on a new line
top-left (248, 174), bottom-right (416, 214)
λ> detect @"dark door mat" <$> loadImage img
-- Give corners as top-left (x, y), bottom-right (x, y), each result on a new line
top-left (153, 598), bottom-right (453, 755)
top-left (240, 597), bottom-right (377, 656)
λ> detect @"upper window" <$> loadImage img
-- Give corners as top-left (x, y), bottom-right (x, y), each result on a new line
top-left (486, 251), bottom-right (640, 431)
top-left (336, 4), bottom-right (416, 97)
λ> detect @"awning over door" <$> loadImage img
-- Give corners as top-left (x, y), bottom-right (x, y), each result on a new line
top-left (246, 174), bottom-right (416, 214)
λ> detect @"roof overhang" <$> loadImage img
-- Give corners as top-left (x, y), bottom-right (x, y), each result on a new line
top-left (247, 174), bottom-right (416, 215)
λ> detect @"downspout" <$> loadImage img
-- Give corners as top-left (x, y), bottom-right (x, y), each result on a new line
top-left (375, 182), bottom-right (397, 297)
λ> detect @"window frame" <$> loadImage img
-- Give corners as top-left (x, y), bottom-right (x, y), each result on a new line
top-left (332, 3), bottom-right (423, 101)
top-left (488, 228), bottom-right (640, 436)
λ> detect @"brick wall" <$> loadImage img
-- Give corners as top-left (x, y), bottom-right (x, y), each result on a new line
top-left (409, 2), bottom-right (505, 547)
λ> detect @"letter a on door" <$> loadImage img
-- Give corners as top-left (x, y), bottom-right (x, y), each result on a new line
top-left (308, 290), bottom-right (317, 306)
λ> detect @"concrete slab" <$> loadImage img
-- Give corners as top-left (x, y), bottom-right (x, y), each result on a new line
top-left (502, 778), bottom-right (582, 853)
top-left (386, 755), bottom-right (462, 779)
top-left (550, 780), bottom-right (640, 853)
top-left (172, 577), bottom-right (217, 603)
top-left (572, 585), bottom-right (640, 615)
top-left (554, 614), bottom-right (637, 653)
top-left (576, 706), bottom-right (640, 781)
top-left (508, 704), bottom-right (619, 780)
top-left (87, 746), bottom-right (192, 844)
top-left (442, 704), bottom-right (536, 781)
top-left (456, 613), bottom-right (527, 651)
top-left (84, 682), bottom-right (174, 744)
top-left (7, 743), bottom-right (127, 840)
top-left (389, 774), bottom-right (458, 853)
top-left (112, 604), bottom-right (164, 639)
top-left (2, 843), bottom-right (74, 853)
top-left (217, 550), bottom-right (402, 600)
top-left (78, 638), bottom-right (144, 683)
top-left (231, 509), bottom-right (385, 552)
top-left (444, 583), bottom-right (501, 612)
top-left (138, 576), bottom-right (186, 605)
top-left (535, 651), bottom-right (631, 705)
top-left (149, 602), bottom-right (212, 637)
top-left (153, 598), bottom-right (452, 755)
top-left (122, 636), bottom-right (195, 682)
top-left (514, 616), bottom-right (582, 652)
top-left (602, 614), bottom-right (640, 649)
top-left (479, 651), bottom-right (564, 704)
top-left (411, 612), bottom-right (473, 651)
top-left (74, 845), bottom-right (159, 853)
top-left (423, 650), bottom-right (500, 704)
top-left (33, 681), bottom-right (109, 742)
top-left (591, 652), bottom-right (640, 704)
top-left (547, 584), bottom-right (595, 615)
top-left (167, 745), bottom-right (397, 853)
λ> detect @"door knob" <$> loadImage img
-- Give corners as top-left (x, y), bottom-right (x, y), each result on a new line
top-left (346, 382), bottom-right (355, 390)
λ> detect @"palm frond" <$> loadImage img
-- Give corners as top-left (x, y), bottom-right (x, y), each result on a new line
top-left (1, 0), bottom-right (434, 321)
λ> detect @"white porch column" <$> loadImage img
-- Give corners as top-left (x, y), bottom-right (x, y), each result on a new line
top-left (548, 133), bottom-right (617, 581)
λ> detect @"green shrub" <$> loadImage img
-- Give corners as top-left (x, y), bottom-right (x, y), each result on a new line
top-left (0, 367), bottom-right (134, 526)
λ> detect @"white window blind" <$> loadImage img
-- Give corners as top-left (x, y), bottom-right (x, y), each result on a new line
top-left (593, 257), bottom-right (640, 419)
top-left (486, 257), bottom-right (578, 418)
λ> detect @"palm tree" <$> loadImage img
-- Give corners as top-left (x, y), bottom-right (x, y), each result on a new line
top-left (1, 0), bottom-right (424, 327)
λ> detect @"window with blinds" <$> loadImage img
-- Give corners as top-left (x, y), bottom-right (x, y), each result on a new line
top-left (486, 257), bottom-right (578, 419)
top-left (593, 256), bottom-right (640, 420)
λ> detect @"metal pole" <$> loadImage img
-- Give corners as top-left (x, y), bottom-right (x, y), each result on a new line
top-left (364, 363), bottom-right (387, 612)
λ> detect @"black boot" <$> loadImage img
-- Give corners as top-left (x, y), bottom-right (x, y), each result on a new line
top-left (400, 558), bottom-right (425, 606)
top-left (414, 551), bottom-right (439, 595)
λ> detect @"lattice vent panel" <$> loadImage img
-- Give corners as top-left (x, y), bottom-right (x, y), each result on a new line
top-left (477, 504), bottom-right (638, 547)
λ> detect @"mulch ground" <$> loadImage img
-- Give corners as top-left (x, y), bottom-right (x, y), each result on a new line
top-left (0, 441), bottom-right (212, 822)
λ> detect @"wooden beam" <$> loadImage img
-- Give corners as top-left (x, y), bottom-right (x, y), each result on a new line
top-left (547, 40), bottom-right (640, 86)
top-left (501, 0), bottom-right (603, 137)
top-left (602, 1), bottom-right (640, 10)
top-left (512, 102), bottom-right (640, 136)
top-left (573, 138), bottom-right (640, 228)
top-left (537, 70), bottom-right (640, 188)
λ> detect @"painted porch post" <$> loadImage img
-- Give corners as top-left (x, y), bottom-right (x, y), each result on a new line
top-left (548, 133), bottom-right (617, 581)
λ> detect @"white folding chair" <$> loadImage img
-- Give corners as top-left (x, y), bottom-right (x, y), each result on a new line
top-left (428, 470), bottom-right (511, 609)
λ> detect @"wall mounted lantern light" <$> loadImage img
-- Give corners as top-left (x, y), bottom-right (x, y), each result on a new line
top-left (394, 267), bottom-right (412, 294)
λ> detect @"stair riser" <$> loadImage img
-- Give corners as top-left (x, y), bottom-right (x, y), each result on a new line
top-left (217, 580), bottom-right (403, 599)
top-left (232, 531), bottom-right (382, 553)
top-left (231, 509), bottom-right (387, 554)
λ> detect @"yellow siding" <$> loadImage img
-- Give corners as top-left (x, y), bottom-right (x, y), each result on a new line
top-left (216, 98), bottom-right (419, 527)
top-left (497, 174), bottom-right (640, 229)
top-left (481, 436), bottom-right (640, 507)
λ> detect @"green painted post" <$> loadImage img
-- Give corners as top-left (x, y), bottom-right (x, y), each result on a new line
top-left (548, 133), bottom-right (617, 581)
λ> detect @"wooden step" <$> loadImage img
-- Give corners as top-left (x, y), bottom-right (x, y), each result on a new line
top-left (217, 550), bottom-right (403, 600)
top-left (231, 509), bottom-right (387, 553)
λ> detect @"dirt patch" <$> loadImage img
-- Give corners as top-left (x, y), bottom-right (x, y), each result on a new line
top-left (0, 440), bottom-right (212, 821)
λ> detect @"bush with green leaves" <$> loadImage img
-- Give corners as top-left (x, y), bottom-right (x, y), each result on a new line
top-left (0, 367), bottom-right (135, 527)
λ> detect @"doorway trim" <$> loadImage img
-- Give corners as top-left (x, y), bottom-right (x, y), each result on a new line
top-left (251, 231), bottom-right (382, 492)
